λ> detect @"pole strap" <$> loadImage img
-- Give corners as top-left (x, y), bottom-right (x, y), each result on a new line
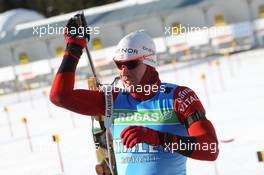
top-left (103, 85), bottom-right (113, 129)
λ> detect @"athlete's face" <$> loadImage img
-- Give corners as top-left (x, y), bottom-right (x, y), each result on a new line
top-left (115, 60), bottom-right (147, 90)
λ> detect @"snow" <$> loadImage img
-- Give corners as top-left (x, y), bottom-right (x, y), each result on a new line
top-left (1, 49), bottom-right (264, 175)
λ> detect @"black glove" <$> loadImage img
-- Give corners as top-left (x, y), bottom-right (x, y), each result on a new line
top-left (64, 13), bottom-right (90, 58)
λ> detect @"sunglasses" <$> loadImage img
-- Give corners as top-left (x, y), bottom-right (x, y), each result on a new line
top-left (114, 60), bottom-right (142, 70)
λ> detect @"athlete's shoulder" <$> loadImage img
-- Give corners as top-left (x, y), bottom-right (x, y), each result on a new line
top-left (174, 85), bottom-right (197, 99)
top-left (173, 85), bottom-right (205, 116)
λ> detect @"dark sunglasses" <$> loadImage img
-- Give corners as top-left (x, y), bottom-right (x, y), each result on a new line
top-left (114, 60), bottom-right (142, 70)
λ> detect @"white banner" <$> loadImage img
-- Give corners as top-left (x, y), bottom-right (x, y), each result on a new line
top-left (209, 25), bottom-right (232, 38)
top-left (166, 34), bottom-right (187, 46)
top-left (254, 18), bottom-right (264, 31)
top-left (0, 66), bottom-right (15, 82)
top-left (186, 29), bottom-right (209, 46)
top-left (231, 22), bottom-right (253, 38)
top-left (32, 60), bottom-right (51, 75)
top-left (15, 60), bottom-right (51, 80)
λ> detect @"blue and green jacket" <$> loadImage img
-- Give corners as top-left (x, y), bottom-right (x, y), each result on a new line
top-left (112, 83), bottom-right (188, 175)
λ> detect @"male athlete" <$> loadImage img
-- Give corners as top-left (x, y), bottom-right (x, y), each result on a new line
top-left (50, 14), bottom-right (219, 175)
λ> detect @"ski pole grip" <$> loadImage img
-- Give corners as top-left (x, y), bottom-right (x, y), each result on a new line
top-left (76, 12), bottom-right (90, 41)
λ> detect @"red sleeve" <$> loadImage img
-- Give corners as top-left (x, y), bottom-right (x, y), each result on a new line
top-left (174, 86), bottom-right (205, 122)
top-left (173, 86), bottom-right (219, 161)
top-left (50, 56), bottom-right (119, 116)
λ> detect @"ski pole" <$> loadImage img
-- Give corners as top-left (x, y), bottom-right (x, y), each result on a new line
top-left (76, 12), bottom-right (117, 175)
top-left (74, 12), bottom-right (99, 84)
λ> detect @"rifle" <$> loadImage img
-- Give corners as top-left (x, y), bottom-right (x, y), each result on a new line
top-left (75, 12), bottom-right (117, 175)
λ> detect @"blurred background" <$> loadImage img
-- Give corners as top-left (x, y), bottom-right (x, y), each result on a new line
top-left (0, 0), bottom-right (264, 175)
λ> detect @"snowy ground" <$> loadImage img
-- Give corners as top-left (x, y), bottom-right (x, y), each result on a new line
top-left (0, 48), bottom-right (264, 175)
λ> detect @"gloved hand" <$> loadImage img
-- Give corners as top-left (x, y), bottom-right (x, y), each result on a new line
top-left (64, 14), bottom-right (89, 57)
top-left (120, 126), bottom-right (162, 148)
